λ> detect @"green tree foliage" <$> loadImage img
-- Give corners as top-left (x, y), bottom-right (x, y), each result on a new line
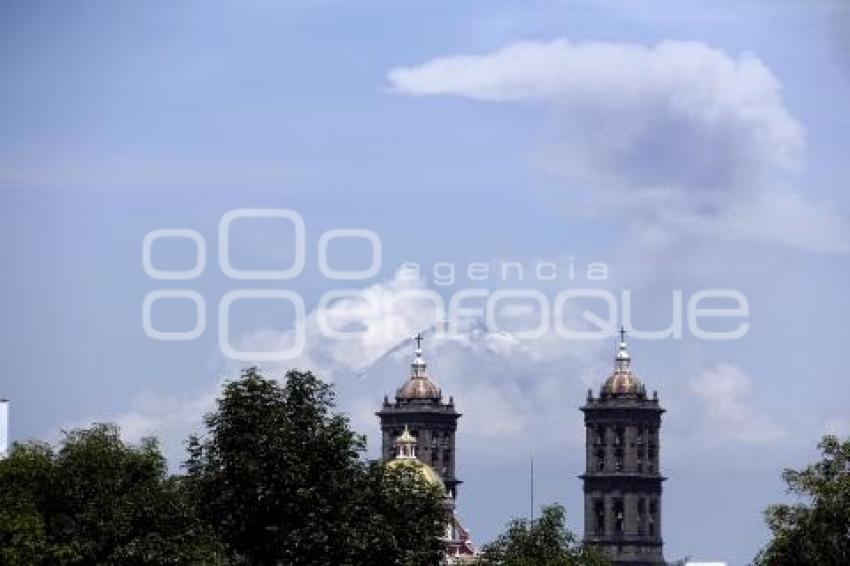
top-left (754, 435), bottom-right (850, 565)
top-left (0, 424), bottom-right (223, 566)
top-left (476, 504), bottom-right (609, 566)
top-left (186, 368), bottom-right (447, 566)
top-left (350, 461), bottom-right (447, 565)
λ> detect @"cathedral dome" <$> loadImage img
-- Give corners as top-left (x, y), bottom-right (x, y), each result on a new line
top-left (386, 458), bottom-right (445, 491)
top-left (601, 334), bottom-right (647, 397)
top-left (387, 425), bottom-right (445, 493)
top-left (602, 370), bottom-right (644, 396)
top-left (398, 375), bottom-right (441, 400)
top-left (397, 343), bottom-right (442, 401)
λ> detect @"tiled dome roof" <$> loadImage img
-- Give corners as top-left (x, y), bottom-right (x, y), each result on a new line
top-left (397, 344), bottom-right (441, 400)
top-left (601, 335), bottom-right (647, 397)
top-left (398, 375), bottom-right (441, 399)
top-left (603, 369), bottom-right (645, 396)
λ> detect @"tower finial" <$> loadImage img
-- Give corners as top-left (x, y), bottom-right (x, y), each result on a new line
top-left (411, 331), bottom-right (427, 379)
top-left (615, 326), bottom-right (631, 371)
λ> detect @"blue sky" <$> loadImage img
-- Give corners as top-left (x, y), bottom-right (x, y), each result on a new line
top-left (2, 1), bottom-right (850, 563)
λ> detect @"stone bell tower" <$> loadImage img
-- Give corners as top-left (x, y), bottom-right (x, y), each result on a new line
top-left (580, 329), bottom-right (665, 565)
top-left (376, 333), bottom-right (462, 499)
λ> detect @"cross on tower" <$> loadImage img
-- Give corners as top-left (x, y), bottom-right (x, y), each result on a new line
top-left (619, 325), bottom-right (627, 342)
top-left (414, 331), bottom-right (424, 350)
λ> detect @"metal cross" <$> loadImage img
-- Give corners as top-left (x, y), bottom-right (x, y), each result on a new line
top-left (619, 325), bottom-right (627, 342)
top-left (414, 331), bottom-right (423, 349)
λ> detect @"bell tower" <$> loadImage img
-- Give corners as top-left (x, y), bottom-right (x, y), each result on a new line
top-left (376, 333), bottom-right (462, 499)
top-left (580, 329), bottom-right (665, 565)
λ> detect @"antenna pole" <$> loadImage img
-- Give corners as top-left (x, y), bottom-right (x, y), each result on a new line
top-left (530, 455), bottom-right (535, 527)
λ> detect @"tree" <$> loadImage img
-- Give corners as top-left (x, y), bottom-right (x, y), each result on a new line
top-left (754, 435), bottom-right (850, 565)
top-left (186, 367), bottom-right (447, 565)
top-left (349, 460), bottom-right (447, 566)
top-left (0, 441), bottom-right (54, 565)
top-left (477, 504), bottom-right (609, 566)
top-left (0, 424), bottom-right (223, 566)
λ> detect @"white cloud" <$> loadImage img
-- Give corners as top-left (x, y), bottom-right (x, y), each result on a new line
top-left (689, 363), bottom-right (785, 445)
top-left (239, 271), bottom-right (444, 379)
top-left (57, 388), bottom-right (219, 465)
top-left (87, 271), bottom-right (605, 463)
top-left (388, 38), bottom-right (850, 253)
top-left (238, 270), bottom-right (601, 456)
top-left (76, 273), bottom-right (804, 466)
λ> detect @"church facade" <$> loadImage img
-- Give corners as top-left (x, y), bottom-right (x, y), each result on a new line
top-left (581, 330), bottom-right (666, 565)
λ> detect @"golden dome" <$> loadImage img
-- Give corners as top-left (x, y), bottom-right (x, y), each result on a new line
top-left (386, 458), bottom-right (445, 492)
top-left (388, 425), bottom-right (445, 493)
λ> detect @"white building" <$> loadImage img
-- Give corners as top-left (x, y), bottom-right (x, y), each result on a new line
top-left (0, 398), bottom-right (8, 459)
